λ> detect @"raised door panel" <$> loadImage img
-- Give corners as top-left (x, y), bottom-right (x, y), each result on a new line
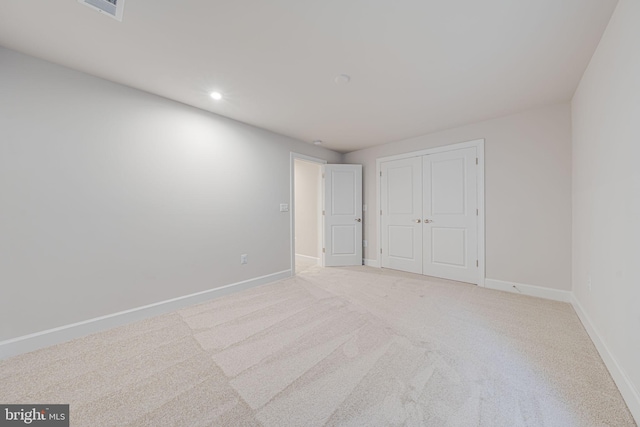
top-left (381, 157), bottom-right (422, 274)
top-left (323, 165), bottom-right (362, 266)
top-left (423, 148), bottom-right (478, 283)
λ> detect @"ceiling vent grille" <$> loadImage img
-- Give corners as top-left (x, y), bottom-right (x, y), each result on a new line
top-left (79, 0), bottom-right (126, 21)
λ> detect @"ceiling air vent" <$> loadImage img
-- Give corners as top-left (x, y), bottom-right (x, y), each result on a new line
top-left (79, 0), bottom-right (126, 21)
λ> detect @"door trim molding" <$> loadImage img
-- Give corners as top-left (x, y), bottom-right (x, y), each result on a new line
top-left (375, 139), bottom-right (485, 286)
top-left (290, 153), bottom-right (327, 276)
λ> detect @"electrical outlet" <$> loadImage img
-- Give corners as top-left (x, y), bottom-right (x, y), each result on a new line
top-left (240, 254), bottom-right (248, 265)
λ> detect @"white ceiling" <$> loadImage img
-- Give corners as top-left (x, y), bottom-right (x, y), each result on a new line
top-left (0, 0), bottom-right (617, 153)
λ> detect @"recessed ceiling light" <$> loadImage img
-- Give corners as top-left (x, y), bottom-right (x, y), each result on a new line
top-left (334, 74), bottom-right (351, 85)
top-left (312, 140), bottom-right (323, 145)
top-left (210, 91), bottom-right (223, 100)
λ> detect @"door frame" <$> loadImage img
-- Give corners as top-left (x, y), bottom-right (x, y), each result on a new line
top-left (290, 152), bottom-right (327, 276)
top-left (375, 139), bottom-right (485, 286)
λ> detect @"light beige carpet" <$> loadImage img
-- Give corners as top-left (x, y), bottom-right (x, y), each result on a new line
top-left (1, 264), bottom-right (636, 426)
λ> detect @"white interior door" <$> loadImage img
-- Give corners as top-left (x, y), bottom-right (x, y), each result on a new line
top-left (381, 157), bottom-right (422, 274)
top-left (323, 164), bottom-right (362, 266)
top-left (423, 147), bottom-right (478, 283)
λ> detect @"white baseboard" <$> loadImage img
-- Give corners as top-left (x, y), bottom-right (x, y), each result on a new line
top-left (364, 259), bottom-right (380, 268)
top-left (295, 254), bottom-right (320, 265)
top-left (571, 295), bottom-right (640, 424)
top-left (484, 278), bottom-right (572, 302)
top-left (0, 269), bottom-right (292, 360)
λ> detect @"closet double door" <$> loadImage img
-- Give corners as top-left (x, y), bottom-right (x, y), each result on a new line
top-left (380, 147), bottom-right (478, 284)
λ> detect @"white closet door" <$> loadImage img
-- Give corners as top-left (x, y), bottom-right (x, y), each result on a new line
top-left (381, 157), bottom-right (423, 274)
top-left (422, 147), bottom-right (478, 283)
top-left (323, 164), bottom-right (362, 267)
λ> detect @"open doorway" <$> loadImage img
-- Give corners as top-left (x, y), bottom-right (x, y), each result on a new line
top-left (291, 154), bottom-right (325, 275)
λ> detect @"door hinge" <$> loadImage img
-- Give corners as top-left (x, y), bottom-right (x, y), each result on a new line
top-left (380, 248), bottom-right (382, 254)
top-left (476, 208), bottom-right (478, 216)
top-left (322, 173), bottom-right (325, 178)
top-left (476, 157), bottom-right (478, 165)
top-left (380, 209), bottom-right (382, 215)
top-left (323, 248), bottom-right (326, 253)
top-left (476, 260), bottom-right (479, 267)
top-left (322, 210), bottom-right (325, 216)
top-left (380, 171), bottom-right (382, 177)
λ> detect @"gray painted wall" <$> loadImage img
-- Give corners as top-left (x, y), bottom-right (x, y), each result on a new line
top-left (0, 47), bottom-right (342, 341)
top-left (294, 160), bottom-right (321, 259)
top-left (571, 0), bottom-right (640, 418)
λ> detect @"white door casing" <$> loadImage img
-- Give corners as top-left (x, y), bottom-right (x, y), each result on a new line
top-left (381, 157), bottom-right (422, 274)
top-left (423, 147), bottom-right (478, 283)
top-left (323, 164), bottom-right (363, 267)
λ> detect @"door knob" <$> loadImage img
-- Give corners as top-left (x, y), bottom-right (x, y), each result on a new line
top-left (424, 219), bottom-right (433, 223)
top-left (355, 218), bottom-right (362, 222)
top-left (414, 219), bottom-right (421, 223)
